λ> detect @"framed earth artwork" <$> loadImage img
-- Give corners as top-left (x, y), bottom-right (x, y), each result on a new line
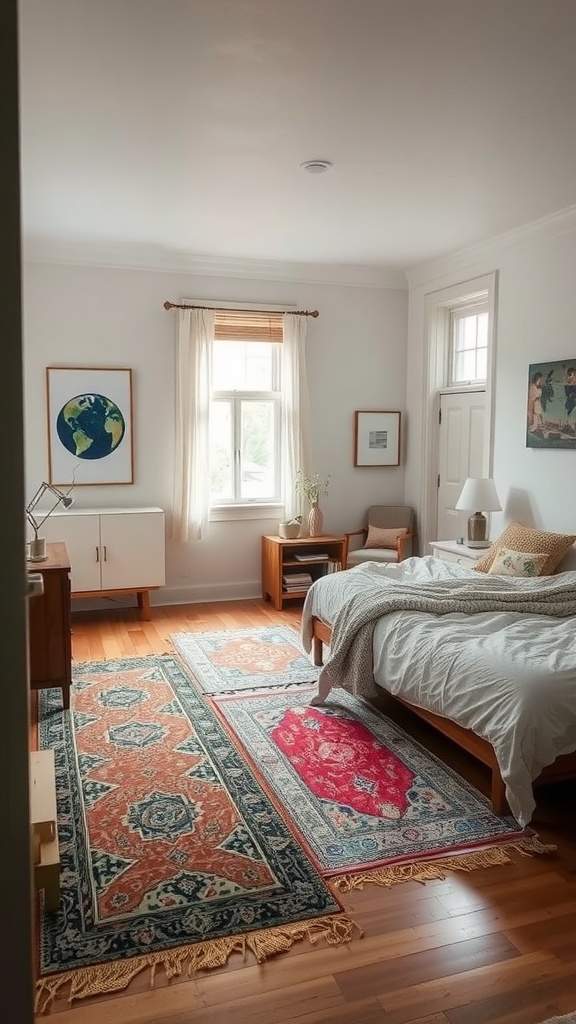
top-left (46, 366), bottom-right (134, 485)
top-left (526, 358), bottom-right (576, 450)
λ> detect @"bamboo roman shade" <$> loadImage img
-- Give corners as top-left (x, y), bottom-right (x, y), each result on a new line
top-left (213, 309), bottom-right (283, 342)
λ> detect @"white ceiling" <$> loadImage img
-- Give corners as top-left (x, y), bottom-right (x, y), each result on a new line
top-left (18, 0), bottom-right (576, 271)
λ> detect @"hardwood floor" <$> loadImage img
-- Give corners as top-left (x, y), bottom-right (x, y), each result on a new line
top-left (35, 599), bottom-right (576, 1023)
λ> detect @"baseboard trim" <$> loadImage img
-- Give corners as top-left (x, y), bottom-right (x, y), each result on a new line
top-left (69, 581), bottom-right (263, 613)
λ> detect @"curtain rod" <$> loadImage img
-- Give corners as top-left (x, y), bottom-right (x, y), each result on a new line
top-left (163, 301), bottom-right (319, 317)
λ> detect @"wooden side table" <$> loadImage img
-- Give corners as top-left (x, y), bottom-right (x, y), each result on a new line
top-left (27, 541), bottom-right (72, 710)
top-left (262, 534), bottom-right (346, 611)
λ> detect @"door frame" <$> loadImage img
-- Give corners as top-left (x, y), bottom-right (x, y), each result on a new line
top-left (419, 271), bottom-right (498, 552)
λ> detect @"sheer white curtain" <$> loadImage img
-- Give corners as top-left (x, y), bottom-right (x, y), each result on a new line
top-left (171, 308), bottom-right (215, 541)
top-left (281, 313), bottom-right (312, 520)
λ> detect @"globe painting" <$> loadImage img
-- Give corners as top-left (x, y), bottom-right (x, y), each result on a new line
top-left (56, 393), bottom-right (126, 460)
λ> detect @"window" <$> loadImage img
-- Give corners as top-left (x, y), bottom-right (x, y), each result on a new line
top-left (209, 310), bottom-right (283, 507)
top-left (449, 302), bottom-right (488, 385)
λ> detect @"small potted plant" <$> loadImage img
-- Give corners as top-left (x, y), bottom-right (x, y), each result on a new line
top-left (278, 515), bottom-right (302, 539)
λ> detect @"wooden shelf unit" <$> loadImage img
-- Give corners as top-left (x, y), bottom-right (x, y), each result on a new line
top-left (261, 534), bottom-right (346, 611)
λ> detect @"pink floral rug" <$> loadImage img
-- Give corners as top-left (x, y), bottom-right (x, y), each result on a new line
top-left (211, 687), bottom-right (545, 885)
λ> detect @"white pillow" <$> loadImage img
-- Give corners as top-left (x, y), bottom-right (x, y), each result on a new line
top-left (487, 546), bottom-right (548, 577)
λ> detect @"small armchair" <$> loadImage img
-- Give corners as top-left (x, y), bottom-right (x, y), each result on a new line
top-left (344, 505), bottom-right (415, 568)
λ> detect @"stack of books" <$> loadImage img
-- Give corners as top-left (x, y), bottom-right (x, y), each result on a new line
top-left (282, 571), bottom-right (313, 593)
top-left (293, 552), bottom-right (329, 562)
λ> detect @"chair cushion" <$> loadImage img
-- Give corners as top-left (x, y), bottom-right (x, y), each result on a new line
top-left (474, 522), bottom-right (576, 576)
top-left (348, 547), bottom-right (400, 566)
top-left (364, 525), bottom-right (408, 549)
top-left (487, 546), bottom-right (548, 577)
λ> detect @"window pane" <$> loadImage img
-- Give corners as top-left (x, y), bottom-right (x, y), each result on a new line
top-left (476, 347), bottom-right (488, 380)
top-left (209, 401), bottom-right (234, 501)
top-left (240, 400), bottom-right (275, 500)
top-left (212, 341), bottom-right (276, 390)
top-left (477, 312), bottom-right (488, 347)
top-left (463, 315), bottom-right (477, 349)
top-left (454, 350), bottom-right (478, 383)
top-left (453, 317), bottom-right (466, 353)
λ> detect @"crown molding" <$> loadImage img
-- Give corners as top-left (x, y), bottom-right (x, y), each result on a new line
top-left (405, 204), bottom-right (576, 291)
top-left (22, 238), bottom-right (408, 290)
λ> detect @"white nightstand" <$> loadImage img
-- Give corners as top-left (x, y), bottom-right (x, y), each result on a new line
top-left (429, 539), bottom-right (486, 568)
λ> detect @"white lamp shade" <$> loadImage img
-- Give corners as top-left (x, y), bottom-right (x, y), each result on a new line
top-left (455, 477), bottom-right (501, 513)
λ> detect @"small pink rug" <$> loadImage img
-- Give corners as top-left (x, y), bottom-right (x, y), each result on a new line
top-left (212, 687), bottom-right (536, 880)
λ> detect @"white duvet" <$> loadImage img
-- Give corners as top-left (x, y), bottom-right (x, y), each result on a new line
top-left (301, 556), bottom-right (576, 825)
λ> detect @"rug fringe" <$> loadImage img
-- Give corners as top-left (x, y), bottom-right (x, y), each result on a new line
top-left (35, 913), bottom-right (360, 1014)
top-left (332, 836), bottom-right (557, 892)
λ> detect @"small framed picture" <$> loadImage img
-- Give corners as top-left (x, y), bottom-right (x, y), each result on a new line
top-left (354, 410), bottom-right (401, 467)
top-left (46, 366), bottom-right (134, 485)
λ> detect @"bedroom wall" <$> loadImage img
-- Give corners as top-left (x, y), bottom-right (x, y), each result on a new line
top-left (22, 258), bottom-right (408, 603)
top-left (404, 205), bottom-right (576, 547)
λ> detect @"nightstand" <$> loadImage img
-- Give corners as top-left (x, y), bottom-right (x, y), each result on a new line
top-left (429, 539), bottom-right (486, 568)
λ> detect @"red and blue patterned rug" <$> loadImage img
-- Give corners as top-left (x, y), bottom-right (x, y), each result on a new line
top-left (212, 687), bottom-right (546, 886)
top-left (170, 625), bottom-right (319, 693)
top-left (36, 657), bottom-right (354, 1011)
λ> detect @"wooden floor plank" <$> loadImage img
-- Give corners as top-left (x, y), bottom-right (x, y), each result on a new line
top-left (334, 933), bottom-right (521, 1002)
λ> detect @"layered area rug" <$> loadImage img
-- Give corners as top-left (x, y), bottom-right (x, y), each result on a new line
top-left (170, 625), bottom-right (319, 693)
top-left (212, 687), bottom-right (550, 889)
top-left (36, 657), bottom-right (354, 1011)
top-left (538, 1016), bottom-right (576, 1023)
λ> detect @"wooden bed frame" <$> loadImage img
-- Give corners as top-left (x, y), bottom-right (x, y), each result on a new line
top-left (310, 616), bottom-right (576, 815)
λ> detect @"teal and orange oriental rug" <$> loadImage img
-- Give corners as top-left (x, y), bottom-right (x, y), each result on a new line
top-left (36, 656), bottom-right (353, 1011)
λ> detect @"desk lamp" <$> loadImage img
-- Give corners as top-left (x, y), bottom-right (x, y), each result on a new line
top-left (26, 482), bottom-right (74, 561)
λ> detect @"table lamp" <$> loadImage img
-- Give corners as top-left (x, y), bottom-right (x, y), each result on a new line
top-left (26, 482), bottom-right (74, 561)
top-left (454, 477), bottom-right (501, 548)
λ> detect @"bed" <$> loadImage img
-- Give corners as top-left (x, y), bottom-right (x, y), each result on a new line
top-left (301, 555), bottom-right (576, 826)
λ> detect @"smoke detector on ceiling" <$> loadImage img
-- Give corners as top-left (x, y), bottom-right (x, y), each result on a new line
top-left (299, 160), bottom-right (332, 174)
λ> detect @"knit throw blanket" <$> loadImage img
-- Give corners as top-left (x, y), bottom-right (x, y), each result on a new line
top-left (314, 565), bottom-right (576, 704)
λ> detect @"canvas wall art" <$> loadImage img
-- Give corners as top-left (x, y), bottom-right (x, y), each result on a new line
top-left (526, 358), bottom-right (576, 450)
top-left (46, 367), bottom-right (134, 485)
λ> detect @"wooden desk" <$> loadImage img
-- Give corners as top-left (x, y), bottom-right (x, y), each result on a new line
top-left (27, 542), bottom-right (72, 710)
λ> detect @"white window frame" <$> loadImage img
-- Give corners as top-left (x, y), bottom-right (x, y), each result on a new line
top-left (448, 299), bottom-right (489, 386)
top-left (210, 350), bottom-right (283, 512)
top-left (186, 299), bottom-right (294, 523)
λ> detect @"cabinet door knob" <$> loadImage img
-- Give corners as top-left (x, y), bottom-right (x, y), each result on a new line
top-left (95, 546), bottom-right (99, 562)
top-left (103, 546), bottom-right (107, 561)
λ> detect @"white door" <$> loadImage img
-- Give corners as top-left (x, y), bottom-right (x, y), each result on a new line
top-left (100, 511), bottom-right (166, 591)
top-left (42, 513), bottom-right (101, 591)
top-left (436, 390), bottom-right (486, 540)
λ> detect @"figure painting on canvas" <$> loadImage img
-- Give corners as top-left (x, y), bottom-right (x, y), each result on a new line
top-left (526, 358), bottom-right (576, 450)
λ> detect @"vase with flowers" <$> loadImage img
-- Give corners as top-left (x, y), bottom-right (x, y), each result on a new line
top-left (295, 470), bottom-right (330, 537)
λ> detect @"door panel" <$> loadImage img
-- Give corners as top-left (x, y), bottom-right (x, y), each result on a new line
top-left (100, 512), bottom-right (165, 590)
top-left (437, 391), bottom-right (485, 540)
top-left (41, 514), bottom-right (101, 591)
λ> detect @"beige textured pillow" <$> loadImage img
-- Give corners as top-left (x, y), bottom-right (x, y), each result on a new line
top-left (487, 546), bottom-right (548, 577)
top-left (364, 525), bottom-right (408, 549)
top-left (474, 522), bottom-right (576, 576)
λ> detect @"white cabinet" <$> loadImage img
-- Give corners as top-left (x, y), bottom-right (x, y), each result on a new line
top-left (429, 539), bottom-right (485, 568)
top-left (42, 507), bottom-right (165, 617)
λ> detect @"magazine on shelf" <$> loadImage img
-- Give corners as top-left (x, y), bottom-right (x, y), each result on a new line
top-left (293, 553), bottom-right (329, 562)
